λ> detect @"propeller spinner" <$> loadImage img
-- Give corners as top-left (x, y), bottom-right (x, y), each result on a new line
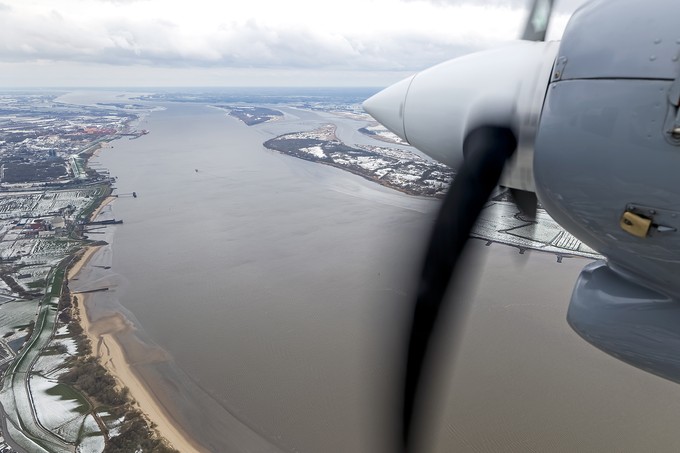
top-left (363, 40), bottom-right (558, 193)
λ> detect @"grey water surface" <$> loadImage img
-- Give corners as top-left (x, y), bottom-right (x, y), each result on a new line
top-left (81, 101), bottom-right (680, 453)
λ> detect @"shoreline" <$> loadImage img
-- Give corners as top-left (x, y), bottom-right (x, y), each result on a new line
top-left (65, 110), bottom-right (208, 453)
top-left (69, 231), bottom-right (207, 451)
top-left (88, 195), bottom-right (116, 223)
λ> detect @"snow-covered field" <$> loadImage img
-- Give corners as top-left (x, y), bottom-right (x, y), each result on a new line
top-left (29, 375), bottom-right (88, 443)
top-left (0, 185), bottom-right (104, 301)
top-left (76, 416), bottom-right (105, 453)
top-left (359, 122), bottom-right (409, 145)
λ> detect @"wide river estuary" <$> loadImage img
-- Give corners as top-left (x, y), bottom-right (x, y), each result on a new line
top-left (66, 95), bottom-right (680, 453)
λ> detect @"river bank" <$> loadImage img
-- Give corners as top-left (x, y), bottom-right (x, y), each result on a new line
top-left (69, 229), bottom-right (206, 452)
top-left (88, 196), bottom-right (117, 223)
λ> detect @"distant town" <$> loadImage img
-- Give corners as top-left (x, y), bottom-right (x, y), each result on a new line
top-left (0, 94), bottom-right (147, 187)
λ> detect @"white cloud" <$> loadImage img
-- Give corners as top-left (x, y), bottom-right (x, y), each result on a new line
top-left (0, 0), bottom-right (585, 86)
top-left (406, 0), bottom-right (588, 13)
top-left (1, 0), bottom-right (532, 68)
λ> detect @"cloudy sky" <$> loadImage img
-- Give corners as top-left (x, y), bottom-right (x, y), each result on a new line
top-left (0, 0), bottom-right (588, 88)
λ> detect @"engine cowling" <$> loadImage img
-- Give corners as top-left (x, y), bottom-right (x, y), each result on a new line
top-left (535, 0), bottom-right (680, 385)
top-left (533, 0), bottom-right (680, 298)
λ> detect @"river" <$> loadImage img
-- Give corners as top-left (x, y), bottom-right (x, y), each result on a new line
top-left (66, 94), bottom-right (680, 453)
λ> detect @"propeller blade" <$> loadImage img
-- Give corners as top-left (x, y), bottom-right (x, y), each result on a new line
top-left (510, 0), bottom-right (553, 236)
top-left (521, 0), bottom-right (555, 41)
top-left (403, 126), bottom-right (517, 451)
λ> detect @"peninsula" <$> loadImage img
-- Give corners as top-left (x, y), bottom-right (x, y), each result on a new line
top-left (214, 105), bottom-right (284, 126)
top-left (264, 124), bottom-right (453, 197)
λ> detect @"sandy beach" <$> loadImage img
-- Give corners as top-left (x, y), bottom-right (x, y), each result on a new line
top-left (88, 195), bottom-right (116, 223)
top-left (69, 238), bottom-right (206, 452)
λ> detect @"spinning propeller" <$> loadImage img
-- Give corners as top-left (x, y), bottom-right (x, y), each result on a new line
top-left (364, 0), bottom-right (555, 450)
top-left (366, 0), bottom-right (680, 449)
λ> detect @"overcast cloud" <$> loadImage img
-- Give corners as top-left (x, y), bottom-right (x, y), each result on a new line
top-left (0, 0), bottom-right (588, 87)
top-left (408, 0), bottom-right (587, 13)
